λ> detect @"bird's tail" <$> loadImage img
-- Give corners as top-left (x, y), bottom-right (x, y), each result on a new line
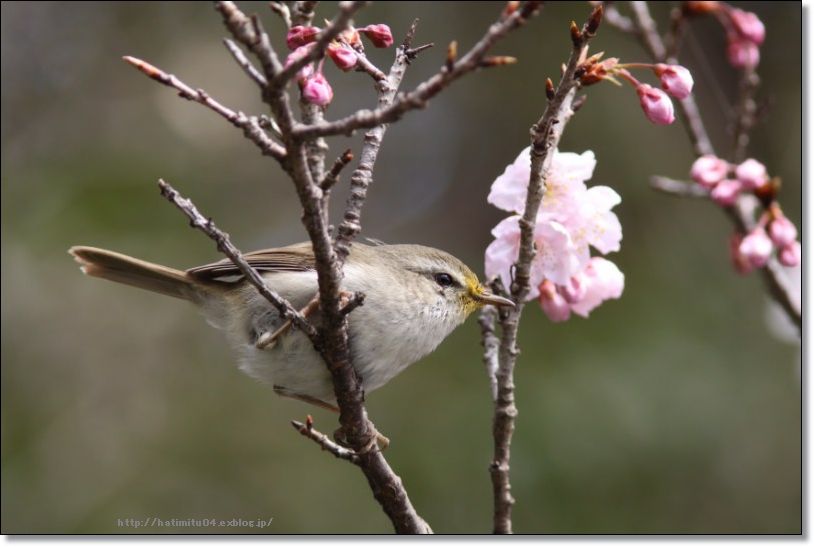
top-left (69, 246), bottom-right (218, 301)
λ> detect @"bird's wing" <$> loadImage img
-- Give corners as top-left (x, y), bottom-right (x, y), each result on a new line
top-left (186, 242), bottom-right (316, 282)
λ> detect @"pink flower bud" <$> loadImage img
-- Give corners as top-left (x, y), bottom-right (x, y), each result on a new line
top-left (539, 280), bottom-right (571, 322)
top-left (729, 9), bottom-right (765, 45)
top-left (727, 39), bottom-right (760, 69)
top-left (360, 24), bottom-right (394, 48)
top-left (778, 241), bottom-right (801, 267)
top-left (730, 233), bottom-right (755, 275)
top-left (690, 154), bottom-right (729, 188)
top-left (301, 73), bottom-right (333, 106)
top-left (327, 42), bottom-right (358, 71)
top-left (738, 227), bottom-right (773, 268)
top-left (654, 64), bottom-right (694, 99)
top-left (735, 158), bottom-right (769, 190)
top-left (636, 84), bottom-right (675, 125)
top-left (768, 215), bottom-right (798, 247)
top-left (710, 179), bottom-right (742, 206)
top-left (287, 25), bottom-right (320, 50)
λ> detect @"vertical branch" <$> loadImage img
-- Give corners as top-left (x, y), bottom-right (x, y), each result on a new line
top-left (334, 20), bottom-right (421, 263)
top-left (488, 6), bottom-right (602, 534)
top-left (732, 67), bottom-right (760, 162)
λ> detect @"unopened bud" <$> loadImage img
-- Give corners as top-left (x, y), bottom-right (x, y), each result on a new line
top-left (586, 4), bottom-right (603, 35)
top-left (570, 21), bottom-right (582, 46)
top-left (446, 41), bottom-right (458, 71)
top-left (359, 24), bottom-right (394, 48)
top-left (327, 42), bottom-right (358, 71)
top-left (636, 83), bottom-right (675, 125)
top-left (654, 63), bottom-right (694, 99)
top-left (545, 78), bottom-right (555, 100)
top-left (287, 25), bottom-right (320, 50)
top-left (302, 73), bottom-right (333, 106)
top-left (778, 241), bottom-right (801, 267)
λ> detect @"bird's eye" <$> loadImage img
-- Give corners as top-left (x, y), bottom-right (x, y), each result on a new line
top-left (434, 273), bottom-right (455, 287)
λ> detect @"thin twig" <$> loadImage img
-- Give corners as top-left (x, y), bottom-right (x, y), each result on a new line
top-left (292, 417), bottom-right (361, 464)
top-left (650, 176), bottom-right (709, 198)
top-left (732, 67), bottom-right (760, 162)
top-left (123, 55), bottom-right (286, 160)
top-left (292, 1), bottom-right (543, 140)
top-left (291, 0), bottom-right (319, 27)
top-left (333, 18), bottom-right (420, 264)
top-left (223, 38), bottom-right (267, 88)
top-left (157, 179), bottom-right (318, 343)
top-left (321, 149), bottom-right (355, 191)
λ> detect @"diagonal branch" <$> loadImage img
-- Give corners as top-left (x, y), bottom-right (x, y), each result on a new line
top-left (157, 179), bottom-right (318, 343)
top-left (123, 56), bottom-right (286, 161)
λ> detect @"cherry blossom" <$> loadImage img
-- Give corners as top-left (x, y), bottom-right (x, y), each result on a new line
top-left (636, 84), bottom-right (675, 125)
top-left (654, 64), bottom-right (694, 99)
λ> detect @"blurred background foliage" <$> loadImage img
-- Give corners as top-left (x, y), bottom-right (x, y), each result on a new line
top-left (1, 1), bottom-right (801, 534)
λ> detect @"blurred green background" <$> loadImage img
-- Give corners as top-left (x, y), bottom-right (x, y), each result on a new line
top-left (1, 1), bottom-right (801, 534)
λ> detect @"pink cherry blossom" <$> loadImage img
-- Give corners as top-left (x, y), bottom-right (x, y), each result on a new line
top-left (690, 155), bottom-right (729, 188)
top-left (559, 273), bottom-right (588, 304)
top-left (768, 215), bottom-right (798, 247)
top-left (778, 241), bottom-right (801, 267)
top-left (327, 43), bottom-right (358, 71)
top-left (729, 9), bottom-right (765, 45)
top-left (539, 280), bottom-right (571, 322)
top-left (287, 25), bottom-right (320, 50)
top-left (302, 73), bottom-right (333, 106)
top-left (738, 227), bottom-right (773, 268)
top-left (727, 39), bottom-right (760, 69)
top-left (360, 24), bottom-right (394, 48)
top-left (735, 158), bottom-right (769, 189)
top-left (569, 258), bottom-right (625, 317)
top-left (710, 179), bottom-right (742, 206)
top-left (654, 64), bottom-right (694, 99)
top-left (636, 83), bottom-right (675, 125)
top-left (487, 148), bottom-right (597, 214)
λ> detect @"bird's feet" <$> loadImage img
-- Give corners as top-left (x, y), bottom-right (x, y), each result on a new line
top-left (333, 425), bottom-right (390, 453)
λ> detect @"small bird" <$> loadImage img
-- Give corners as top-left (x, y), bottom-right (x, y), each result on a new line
top-left (69, 242), bottom-right (514, 411)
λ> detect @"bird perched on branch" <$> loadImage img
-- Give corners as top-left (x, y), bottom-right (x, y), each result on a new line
top-left (69, 242), bottom-right (514, 411)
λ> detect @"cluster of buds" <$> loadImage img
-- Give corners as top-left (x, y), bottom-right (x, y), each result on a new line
top-left (683, 1), bottom-right (765, 69)
top-left (690, 155), bottom-right (800, 271)
top-left (284, 22), bottom-right (394, 106)
top-left (579, 53), bottom-right (693, 125)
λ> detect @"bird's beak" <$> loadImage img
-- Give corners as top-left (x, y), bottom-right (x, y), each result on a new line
top-left (475, 287), bottom-right (516, 308)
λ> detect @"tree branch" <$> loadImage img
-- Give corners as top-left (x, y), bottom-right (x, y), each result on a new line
top-left (624, 1), bottom-right (801, 331)
top-left (291, 1), bottom-right (542, 140)
top-left (485, 6), bottom-right (603, 535)
top-left (292, 416), bottom-right (361, 464)
top-left (157, 179), bottom-right (318, 343)
top-left (123, 56), bottom-right (286, 161)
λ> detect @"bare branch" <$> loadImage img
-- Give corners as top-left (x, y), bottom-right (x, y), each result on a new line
top-left (291, 1), bottom-right (319, 27)
top-left (122, 56), bottom-right (286, 160)
top-left (333, 18), bottom-right (421, 264)
top-left (157, 179), bottom-right (318, 343)
top-left (292, 417), bottom-right (361, 464)
top-left (732, 67), bottom-right (760, 162)
top-left (321, 149), bottom-right (355, 191)
top-left (650, 176), bottom-right (709, 198)
top-left (292, 1), bottom-right (543, 140)
top-left (223, 38), bottom-right (267, 88)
